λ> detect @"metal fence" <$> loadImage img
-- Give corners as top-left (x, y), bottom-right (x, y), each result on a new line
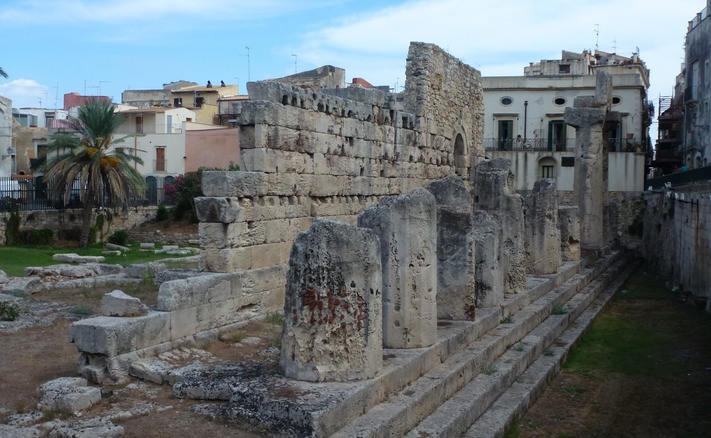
top-left (0, 176), bottom-right (171, 212)
top-left (646, 166), bottom-right (711, 190)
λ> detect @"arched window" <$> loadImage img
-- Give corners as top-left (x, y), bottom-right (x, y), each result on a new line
top-left (454, 133), bottom-right (467, 177)
top-left (539, 157), bottom-right (556, 179)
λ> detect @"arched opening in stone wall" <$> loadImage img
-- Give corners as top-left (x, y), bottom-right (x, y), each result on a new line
top-left (454, 132), bottom-right (468, 178)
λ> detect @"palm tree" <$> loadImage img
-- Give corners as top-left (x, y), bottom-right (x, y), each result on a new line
top-left (0, 67), bottom-right (7, 78)
top-left (42, 99), bottom-right (146, 247)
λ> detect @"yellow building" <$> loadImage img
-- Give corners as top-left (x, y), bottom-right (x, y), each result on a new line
top-left (170, 81), bottom-right (238, 125)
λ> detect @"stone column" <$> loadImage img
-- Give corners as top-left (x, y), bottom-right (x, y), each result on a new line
top-left (558, 206), bottom-right (581, 261)
top-left (471, 210), bottom-right (504, 308)
top-left (358, 188), bottom-right (437, 348)
top-left (524, 179), bottom-right (561, 274)
top-left (474, 158), bottom-right (526, 294)
top-left (280, 218), bottom-right (383, 382)
top-left (427, 175), bottom-right (476, 320)
top-left (565, 71), bottom-right (611, 251)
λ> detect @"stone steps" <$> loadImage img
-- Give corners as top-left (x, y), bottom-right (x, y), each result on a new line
top-left (463, 259), bottom-right (638, 437)
top-left (329, 251), bottom-right (631, 437)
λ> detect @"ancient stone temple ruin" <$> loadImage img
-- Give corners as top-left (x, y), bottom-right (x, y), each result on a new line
top-left (67, 41), bottom-right (638, 437)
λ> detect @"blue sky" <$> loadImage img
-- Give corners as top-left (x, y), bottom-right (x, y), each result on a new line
top-left (0, 0), bottom-right (704, 134)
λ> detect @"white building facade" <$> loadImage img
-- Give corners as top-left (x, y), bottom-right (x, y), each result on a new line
top-left (483, 50), bottom-right (651, 192)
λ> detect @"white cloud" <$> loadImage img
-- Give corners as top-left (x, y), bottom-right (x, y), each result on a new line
top-left (0, 79), bottom-right (49, 108)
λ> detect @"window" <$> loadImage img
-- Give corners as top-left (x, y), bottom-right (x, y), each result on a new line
top-left (174, 97), bottom-right (183, 107)
top-left (115, 147), bottom-right (125, 155)
top-left (540, 157), bottom-right (556, 179)
top-left (167, 115), bottom-right (173, 133)
top-left (561, 157), bottom-right (575, 167)
top-left (554, 97), bottom-right (566, 105)
top-left (500, 97), bottom-right (513, 105)
top-left (135, 116), bottom-right (143, 134)
top-left (548, 120), bottom-right (567, 151)
top-left (541, 165), bottom-right (555, 178)
top-left (497, 120), bottom-right (514, 150)
top-left (195, 97), bottom-right (204, 108)
top-left (612, 96), bottom-right (621, 105)
top-left (155, 147), bottom-right (166, 172)
top-left (559, 64), bottom-right (570, 74)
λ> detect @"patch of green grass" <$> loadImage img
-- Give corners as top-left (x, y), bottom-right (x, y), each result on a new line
top-left (551, 303), bottom-right (567, 315)
top-left (563, 386), bottom-right (585, 394)
top-left (501, 315), bottom-right (514, 324)
top-left (483, 363), bottom-right (497, 375)
top-left (512, 342), bottom-right (525, 352)
top-left (70, 304), bottom-right (94, 316)
top-left (265, 312), bottom-right (284, 326)
top-left (503, 418), bottom-right (520, 438)
top-left (0, 243), bottom-right (195, 277)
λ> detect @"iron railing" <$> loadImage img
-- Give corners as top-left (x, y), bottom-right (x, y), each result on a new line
top-left (484, 138), bottom-right (575, 152)
top-left (0, 176), bottom-right (173, 212)
top-left (646, 165), bottom-right (711, 190)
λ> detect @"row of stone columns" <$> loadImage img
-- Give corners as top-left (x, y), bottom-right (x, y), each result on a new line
top-left (280, 163), bottom-right (581, 382)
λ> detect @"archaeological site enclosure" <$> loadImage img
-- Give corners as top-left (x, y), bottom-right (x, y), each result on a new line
top-left (3, 41), bottom-right (709, 437)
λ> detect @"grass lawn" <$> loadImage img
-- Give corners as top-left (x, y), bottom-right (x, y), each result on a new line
top-left (0, 243), bottom-right (197, 277)
top-left (510, 264), bottom-right (711, 437)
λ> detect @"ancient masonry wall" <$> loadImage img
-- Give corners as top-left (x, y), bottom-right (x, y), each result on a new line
top-left (197, 42), bottom-right (484, 314)
top-left (643, 189), bottom-right (711, 308)
top-left (0, 207), bottom-right (159, 246)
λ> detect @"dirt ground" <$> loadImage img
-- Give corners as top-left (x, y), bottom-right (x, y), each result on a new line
top-left (0, 286), bottom-right (281, 437)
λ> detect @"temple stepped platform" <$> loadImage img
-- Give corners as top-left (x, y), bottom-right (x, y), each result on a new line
top-left (176, 250), bottom-right (635, 437)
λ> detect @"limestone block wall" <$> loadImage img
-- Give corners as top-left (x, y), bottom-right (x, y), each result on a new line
top-left (0, 207), bottom-right (158, 245)
top-left (643, 189), bottom-right (711, 306)
top-left (197, 42), bottom-right (486, 316)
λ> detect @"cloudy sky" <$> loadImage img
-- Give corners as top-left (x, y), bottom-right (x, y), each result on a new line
top-left (0, 0), bottom-right (704, 134)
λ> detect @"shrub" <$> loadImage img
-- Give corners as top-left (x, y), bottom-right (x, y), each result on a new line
top-left (156, 204), bottom-right (169, 222)
top-left (108, 229), bottom-right (129, 246)
top-left (18, 229), bottom-right (54, 246)
top-left (0, 302), bottom-right (21, 321)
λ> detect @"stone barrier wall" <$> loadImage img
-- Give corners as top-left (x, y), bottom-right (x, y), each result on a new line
top-left (643, 189), bottom-right (711, 308)
top-left (0, 207), bottom-right (157, 245)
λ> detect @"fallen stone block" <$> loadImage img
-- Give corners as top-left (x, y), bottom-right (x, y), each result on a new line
top-left (52, 253), bottom-right (105, 264)
top-left (0, 269), bottom-right (8, 284)
top-left (124, 262), bottom-right (166, 279)
top-left (0, 424), bottom-right (41, 437)
top-left (139, 242), bottom-right (156, 249)
top-left (69, 312), bottom-right (171, 357)
top-left (42, 417), bottom-right (124, 438)
top-left (101, 290), bottom-right (148, 317)
top-left (129, 358), bottom-right (172, 384)
top-left (2, 277), bottom-right (43, 295)
top-left (105, 243), bottom-right (130, 252)
top-left (102, 250), bottom-right (122, 256)
top-left (37, 377), bottom-right (101, 413)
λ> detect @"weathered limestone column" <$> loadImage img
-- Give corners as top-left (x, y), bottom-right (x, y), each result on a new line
top-left (357, 188), bottom-right (437, 348)
top-left (524, 179), bottom-right (561, 274)
top-left (427, 175), bottom-right (476, 320)
top-left (471, 210), bottom-right (504, 308)
top-left (558, 206), bottom-right (581, 261)
top-left (280, 218), bottom-right (383, 382)
top-left (565, 71), bottom-right (611, 250)
top-left (474, 158), bottom-right (526, 294)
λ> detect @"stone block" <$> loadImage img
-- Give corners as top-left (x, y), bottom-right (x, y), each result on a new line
top-left (101, 290), bottom-right (148, 317)
top-left (37, 377), bottom-right (101, 413)
top-left (69, 312), bottom-right (171, 357)
top-left (52, 253), bottom-right (105, 263)
top-left (157, 274), bottom-right (232, 311)
top-left (2, 277), bottom-right (42, 295)
top-left (202, 171), bottom-right (268, 197)
top-left (194, 197), bottom-right (245, 223)
top-left (280, 218), bottom-right (383, 382)
top-left (358, 188), bottom-right (438, 348)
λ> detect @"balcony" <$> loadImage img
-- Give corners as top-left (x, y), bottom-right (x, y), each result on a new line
top-left (484, 138), bottom-right (575, 152)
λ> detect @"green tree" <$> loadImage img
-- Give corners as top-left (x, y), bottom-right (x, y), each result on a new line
top-left (0, 67), bottom-right (7, 78)
top-left (42, 99), bottom-right (146, 247)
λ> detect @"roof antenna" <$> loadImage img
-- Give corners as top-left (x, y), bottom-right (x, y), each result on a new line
top-left (594, 24), bottom-right (599, 50)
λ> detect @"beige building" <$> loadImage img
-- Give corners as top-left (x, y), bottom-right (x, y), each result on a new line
top-left (170, 82), bottom-right (239, 125)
